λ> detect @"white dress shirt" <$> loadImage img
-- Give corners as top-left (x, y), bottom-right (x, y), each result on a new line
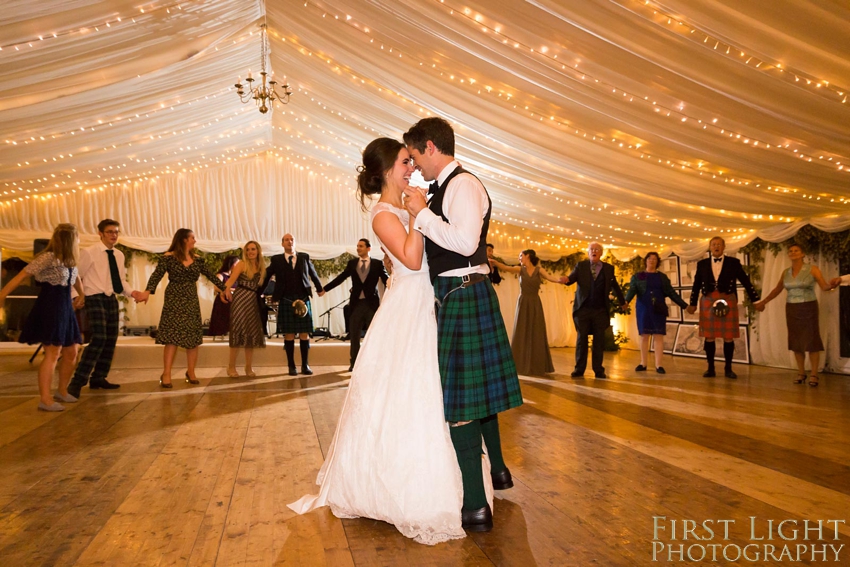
top-left (78, 242), bottom-right (135, 297)
top-left (711, 255), bottom-right (724, 282)
top-left (413, 160), bottom-right (490, 277)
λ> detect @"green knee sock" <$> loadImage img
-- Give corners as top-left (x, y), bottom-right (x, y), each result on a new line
top-left (480, 414), bottom-right (506, 474)
top-left (450, 421), bottom-right (487, 510)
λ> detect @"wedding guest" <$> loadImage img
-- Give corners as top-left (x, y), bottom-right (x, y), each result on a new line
top-left (489, 250), bottom-right (560, 375)
top-left (207, 255), bottom-right (239, 338)
top-left (754, 244), bottom-right (831, 386)
top-left (220, 242), bottom-right (266, 377)
top-left (261, 234), bottom-right (325, 376)
top-left (624, 252), bottom-right (688, 374)
top-left (486, 243), bottom-right (502, 285)
top-left (136, 229), bottom-right (226, 387)
top-left (559, 242), bottom-right (626, 379)
top-left (323, 238), bottom-right (389, 371)
top-left (0, 223), bottom-right (85, 411)
top-left (68, 219), bottom-right (147, 399)
top-left (686, 237), bottom-right (759, 379)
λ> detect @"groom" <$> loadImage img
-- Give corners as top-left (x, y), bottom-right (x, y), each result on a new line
top-left (404, 117), bottom-right (522, 532)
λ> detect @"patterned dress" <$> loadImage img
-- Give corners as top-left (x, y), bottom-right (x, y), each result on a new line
top-left (229, 272), bottom-right (266, 348)
top-left (146, 255), bottom-right (225, 349)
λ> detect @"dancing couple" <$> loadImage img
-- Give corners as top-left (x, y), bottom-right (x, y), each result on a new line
top-left (288, 118), bottom-right (523, 544)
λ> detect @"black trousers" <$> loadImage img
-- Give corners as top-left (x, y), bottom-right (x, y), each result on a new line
top-left (349, 298), bottom-right (378, 364)
top-left (573, 306), bottom-right (609, 374)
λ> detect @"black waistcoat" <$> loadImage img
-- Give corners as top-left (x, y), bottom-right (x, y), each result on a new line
top-left (425, 166), bottom-right (491, 280)
top-left (589, 269), bottom-right (608, 309)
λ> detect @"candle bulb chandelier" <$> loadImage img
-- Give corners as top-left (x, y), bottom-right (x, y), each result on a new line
top-left (235, 22), bottom-right (292, 113)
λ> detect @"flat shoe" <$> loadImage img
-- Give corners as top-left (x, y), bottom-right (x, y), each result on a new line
top-left (461, 505), bottom-right (493, 532)
top-left (703, 370), bottom-right (716, 378)
top-left (244, 369), bottom-right (256, 378)
top-left (227, 368), bottom-right (240, 378)
top-left (38, 401), bottom-right (65, 412)
top-left (656, 367), bottom-right (666, 374)
top-left (491, 468), bottom-right (514, 490)
top-left (53, 392), bottom-right (78, 403)
top-left (635, 364), bottom-right (647, 371)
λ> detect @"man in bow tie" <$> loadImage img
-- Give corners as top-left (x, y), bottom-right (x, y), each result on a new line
top-left (559, 242), bottom-right (626, 379)
top-left (322, 238), bottom-right (388, 371)
top-left (68, 219), bottom-right (147, 399)
top-left (686, 236), bottom-right (759, 379)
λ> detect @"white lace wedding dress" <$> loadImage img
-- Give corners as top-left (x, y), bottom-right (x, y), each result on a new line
top-left (288, 202), bottom-right (488, 545)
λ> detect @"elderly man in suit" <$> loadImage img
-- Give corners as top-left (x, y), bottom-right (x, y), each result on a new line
top-left (686, 236), bottom-right (759, 379)
top-left (323, 238), bottom-right (389, 371)
top-left (560, 242), bottom-right (626, 379)
top-left (262, 234), bottom-right (325, 376)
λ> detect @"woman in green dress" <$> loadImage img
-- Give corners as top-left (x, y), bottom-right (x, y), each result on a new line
top-left (138, 229), bottom-right (226, 387)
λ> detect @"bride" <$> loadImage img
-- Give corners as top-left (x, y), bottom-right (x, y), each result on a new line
top-left (288, 138), bottom-right (490, 545)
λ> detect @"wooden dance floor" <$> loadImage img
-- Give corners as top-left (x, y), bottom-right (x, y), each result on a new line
top-left (0, 348), bottom-right (847, 566)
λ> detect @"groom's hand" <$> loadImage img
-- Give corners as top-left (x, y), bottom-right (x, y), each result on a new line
top-left (404, 187), bottom-right (426, 216)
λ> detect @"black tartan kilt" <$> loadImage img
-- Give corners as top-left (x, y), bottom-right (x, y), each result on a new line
top-left (277, 297), bottom-right (314, 335)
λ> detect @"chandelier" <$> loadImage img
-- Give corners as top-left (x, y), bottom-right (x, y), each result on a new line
top-left (235, 23), bottom-right (292, 113)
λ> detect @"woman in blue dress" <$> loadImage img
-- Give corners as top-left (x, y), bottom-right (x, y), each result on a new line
top-left (0, 223), bottom-right (85, 411)
top-left (625, 252), bottom-right (688, 374)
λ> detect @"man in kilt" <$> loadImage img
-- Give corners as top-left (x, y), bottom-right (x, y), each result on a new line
top-left (262, 234), bottom-right (325, 376)
top-left (686, 236), bottom-right (759, 379)
top-left (68, 219), bottom-right (147, 399)
top-left (404, 117), bottom-right (523, 532)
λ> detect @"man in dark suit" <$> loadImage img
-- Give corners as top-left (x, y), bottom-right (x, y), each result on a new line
top-left (262, 233), bottom-right (325, 376)
top-left (686, 236), bottom-right (759, 379)
top-left (560, 242), bottom-right (626, 379)
top-left (323, 238), bottom-right (389, 371)
top-left (486, 243), bottom-right (502, 285)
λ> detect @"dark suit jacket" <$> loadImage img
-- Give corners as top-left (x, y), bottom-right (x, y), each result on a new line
top-left (262, 252), bottom-right (323, 302)
top-left (564, 260), bottom-right (625, 313)
top-left (689, 256), bottom-right (759, 306)
top-left (323, 257), bottom-right (389, 307)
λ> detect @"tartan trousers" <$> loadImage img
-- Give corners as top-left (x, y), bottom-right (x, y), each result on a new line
top-left (70, 294), bottom-right (120, 387)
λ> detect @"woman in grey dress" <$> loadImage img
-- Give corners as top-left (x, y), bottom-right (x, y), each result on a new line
top-left (490, 250), bottom-right (561, 375)
top-left (221, 241), bottom-right (267, 377)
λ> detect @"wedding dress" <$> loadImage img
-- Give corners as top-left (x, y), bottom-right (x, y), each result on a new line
top-left (288, 202), bottom-right (492, 545)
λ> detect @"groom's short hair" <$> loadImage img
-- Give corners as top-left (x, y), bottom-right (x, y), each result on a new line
top-left (403, 117), bottom-right (455, 156)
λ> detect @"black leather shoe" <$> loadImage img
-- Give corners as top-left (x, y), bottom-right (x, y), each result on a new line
top-left (725, 370), bottom-right (738, 379)
top-left (461, 505), bottom-right (493, 532)
top-left (348, 364), bottom-right (354, 372)
top-left (635, 364), bottom-right (647, 371)
top-left (656, 367), bottom-right (666, 374)
top-left (570, 371), bottom-right (584, 378)
top-left (67, 384), bottom-right (82, 399)
top-left (288, 367), bottom-right (298, 376)
top-left (491, 468), bottom-right (513, 490)
top-left (703, 369), bottom-right (716, 378)
top-left (595, 373), bottom-right (607, 379)
top-left (301, 366), bottom-right (313, 376)
top-left (90, 379), bottom-right (120, 390)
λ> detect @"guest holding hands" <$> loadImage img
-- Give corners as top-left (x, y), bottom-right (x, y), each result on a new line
top-left (624, 252), bottom-right (688, 374)
top-left (207, 255), bottom-right (239, 338)
top-left (0, 223), bottom-right (85, 411)
top-left (220, 242), bottom-right (267, 378)
top-left (559, 242), bottom-right (627, 379)
top-left (753, 244), bottom-right (831, 386)
top-left (490, 249), bottom-right (560, 375)
top-left (136, 229), bottom-right (226, 387)
top-left (830, 274), bottom-right (850, 288)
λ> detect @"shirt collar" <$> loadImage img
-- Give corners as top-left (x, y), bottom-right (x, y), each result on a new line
top-left (434, 160), bottom-right (460, 187)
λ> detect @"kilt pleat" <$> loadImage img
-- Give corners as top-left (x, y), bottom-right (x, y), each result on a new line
top-left (698, 291), bottom-right (739, 340)
top-left (434, 277), bottom-right (523, 422)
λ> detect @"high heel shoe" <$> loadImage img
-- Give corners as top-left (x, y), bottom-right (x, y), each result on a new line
top-left (226, 367), bottom-right (239, 378)
top-left (185, 371), bottom-right (200, 385)
top-left (160, 375), bottom-right (173, 389)
top-left (793, 374), bottom-right (806, 384)
top-left (808, 374), bottom-right (819, 387)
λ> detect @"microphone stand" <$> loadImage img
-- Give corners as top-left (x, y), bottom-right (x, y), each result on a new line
top-left (316, 298), bottom-right (349, 341)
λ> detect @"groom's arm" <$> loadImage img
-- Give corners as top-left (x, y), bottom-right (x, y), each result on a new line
top-left (412, 175), bottom-right (487, 256)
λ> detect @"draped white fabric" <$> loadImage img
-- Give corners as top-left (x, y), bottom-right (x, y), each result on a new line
top-left (2, 0), bottom-right (850, 259)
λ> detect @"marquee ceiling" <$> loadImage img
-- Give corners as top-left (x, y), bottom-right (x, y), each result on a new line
top-left (2, 0), bottom-right (850, 254)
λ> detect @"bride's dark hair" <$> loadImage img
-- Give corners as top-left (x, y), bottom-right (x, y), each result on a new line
top-left (356, 137), bottom-right (404, 210)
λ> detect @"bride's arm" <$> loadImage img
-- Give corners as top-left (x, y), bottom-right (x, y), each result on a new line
top-left (372, 211), bottom-right (423, 271)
